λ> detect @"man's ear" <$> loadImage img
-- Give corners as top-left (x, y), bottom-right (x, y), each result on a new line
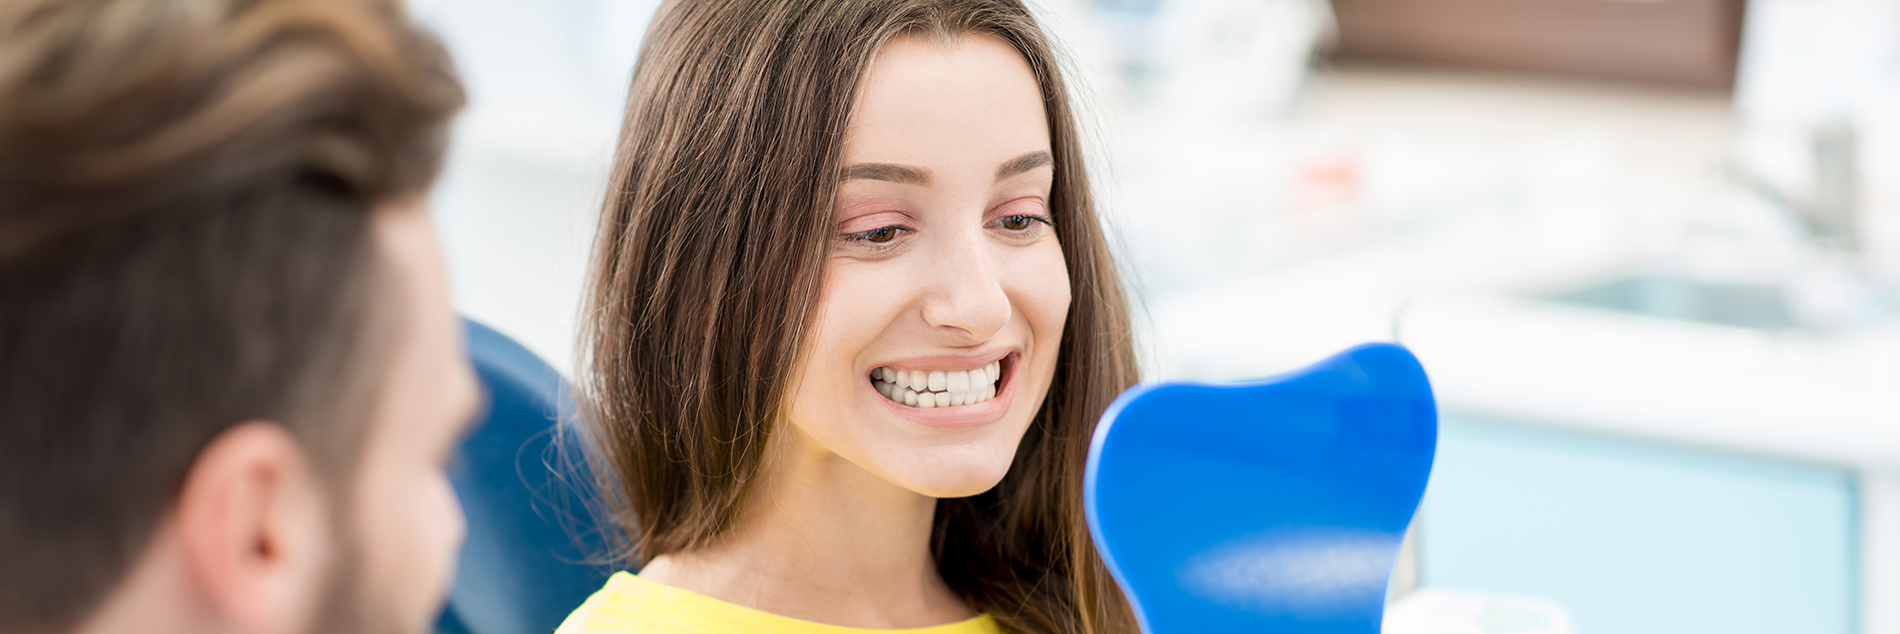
top-left (174, 421), bottom-right (334, 634)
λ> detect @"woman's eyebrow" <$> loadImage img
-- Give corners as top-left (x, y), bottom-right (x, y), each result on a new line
top-left (843, 163), bottom-right (930, 185)
top-left (841, 151), bottom-right (1051, 184)
top-left (996, 150), bottom-right (1052, 180)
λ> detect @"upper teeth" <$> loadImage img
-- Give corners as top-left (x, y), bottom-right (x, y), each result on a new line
top-left (871, 362), bottom-right (1001, 409)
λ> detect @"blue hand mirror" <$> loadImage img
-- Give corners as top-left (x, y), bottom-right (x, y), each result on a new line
top-left (1084, 343), bottom-right (1437, 633)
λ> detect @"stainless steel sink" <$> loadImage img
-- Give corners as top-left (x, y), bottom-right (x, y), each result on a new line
top-left (1542, 274), bottom-right (1804, 331)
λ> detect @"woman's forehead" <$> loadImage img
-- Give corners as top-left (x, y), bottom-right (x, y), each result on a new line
top-left (843, 32), bottom-right (1050, 172)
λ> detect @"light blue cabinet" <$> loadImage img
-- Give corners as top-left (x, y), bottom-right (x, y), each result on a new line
top-left (1418, 416), bottom-right (1857, 634)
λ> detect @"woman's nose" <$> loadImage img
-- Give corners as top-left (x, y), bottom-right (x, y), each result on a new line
top-left (919, 230), bottom-right (1010, 343)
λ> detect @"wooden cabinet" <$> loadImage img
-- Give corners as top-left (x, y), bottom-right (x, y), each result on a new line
top-left (1329, 0), bottom-right (1747, 89)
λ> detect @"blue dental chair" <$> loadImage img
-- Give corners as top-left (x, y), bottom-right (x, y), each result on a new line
top-left (436, 320), bottom-right (617, 634)
top-left (1085, 343), bottom-right (1437, 633)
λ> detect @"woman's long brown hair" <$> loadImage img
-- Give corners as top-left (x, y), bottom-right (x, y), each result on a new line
top-left (577, 1), bottom-right (1140, 632)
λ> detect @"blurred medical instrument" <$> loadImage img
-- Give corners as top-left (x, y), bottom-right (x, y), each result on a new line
top-left (1083, 0), bottom-right (1329, 117)
top-left (1085, 343), bottom-right (1437, 633)
top-left (436, 320), bottom-right (613, 634)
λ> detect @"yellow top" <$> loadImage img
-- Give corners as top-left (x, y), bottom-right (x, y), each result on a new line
top-left (556, 572), bottom-right (1006, 634)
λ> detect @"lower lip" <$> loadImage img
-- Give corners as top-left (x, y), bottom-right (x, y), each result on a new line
top-left (871, 355), bottom-right (1017, 429)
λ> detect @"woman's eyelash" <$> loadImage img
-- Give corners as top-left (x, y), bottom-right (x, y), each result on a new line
top-left (841, 225), bottom-right (911, 246)
top-left (838, 214), bottom-right (1052, 246)
top-left (995, 213), bottom-right (1056, 229)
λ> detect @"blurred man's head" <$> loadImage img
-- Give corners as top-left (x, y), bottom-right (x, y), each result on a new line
top-left (0, 1), bottom-right (476, 633)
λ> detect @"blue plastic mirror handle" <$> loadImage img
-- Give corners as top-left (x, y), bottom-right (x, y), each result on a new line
top-left (1084, 343), bottom-right (1438, 633)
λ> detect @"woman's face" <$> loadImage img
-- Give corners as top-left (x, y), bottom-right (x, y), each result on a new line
top-left (782, 32), bottom-right (1070, 499)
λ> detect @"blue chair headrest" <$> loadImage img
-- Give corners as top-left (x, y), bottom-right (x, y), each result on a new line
top-left (1085, 343), bottom-right (1437, 633)
top-left (437, 319), bottom-right (616, 634)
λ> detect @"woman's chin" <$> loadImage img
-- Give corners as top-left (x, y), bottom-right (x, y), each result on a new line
top-left (881, 453), bottom-right (1015, 499)
top-left (911, 477), bottom-right (1006, 499)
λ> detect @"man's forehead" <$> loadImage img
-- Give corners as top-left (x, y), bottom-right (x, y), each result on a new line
top-left (365, 200), bottom-right (475, 435)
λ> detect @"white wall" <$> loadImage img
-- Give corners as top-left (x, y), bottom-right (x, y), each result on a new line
top-left (410, 0), bottom-right (659, 374)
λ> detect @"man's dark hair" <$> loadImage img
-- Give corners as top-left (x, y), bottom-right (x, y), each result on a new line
top-left (0, 0), bottom-right (463, 631)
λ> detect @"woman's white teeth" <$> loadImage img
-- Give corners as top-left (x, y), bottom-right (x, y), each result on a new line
top-left (871, 361), bottom-right (1002, 408)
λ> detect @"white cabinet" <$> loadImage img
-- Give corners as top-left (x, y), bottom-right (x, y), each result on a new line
top-left (1419, 416), bottom-right (1857, 634)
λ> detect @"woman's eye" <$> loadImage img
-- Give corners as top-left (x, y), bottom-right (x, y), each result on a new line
top-left (844, 225), bottom-right (908, 245)
top-left (995, 214), bottom-right (1054, 232)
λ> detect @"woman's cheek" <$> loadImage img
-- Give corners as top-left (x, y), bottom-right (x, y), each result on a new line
top-left (809, 258), bottom-right (906, 395)
top-left (1012, 241), bottom-right (1072, 331)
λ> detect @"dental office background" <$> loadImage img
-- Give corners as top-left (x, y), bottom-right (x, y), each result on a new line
top-left (410, 0), bottom-right (1900, 632)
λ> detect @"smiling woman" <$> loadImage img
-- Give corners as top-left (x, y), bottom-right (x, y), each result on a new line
top-left (564, 2), bottom-right (1140, 633)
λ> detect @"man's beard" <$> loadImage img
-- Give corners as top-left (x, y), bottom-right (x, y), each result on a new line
top-left (307, 529), bottom-right (407, 634)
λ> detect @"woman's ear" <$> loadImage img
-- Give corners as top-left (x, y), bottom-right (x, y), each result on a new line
top-left (174, 421), bottom-right (335, 634)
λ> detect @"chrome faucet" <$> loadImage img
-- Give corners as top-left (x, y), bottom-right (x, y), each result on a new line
top-left (1742, 120), bottom-right (1860, 253)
